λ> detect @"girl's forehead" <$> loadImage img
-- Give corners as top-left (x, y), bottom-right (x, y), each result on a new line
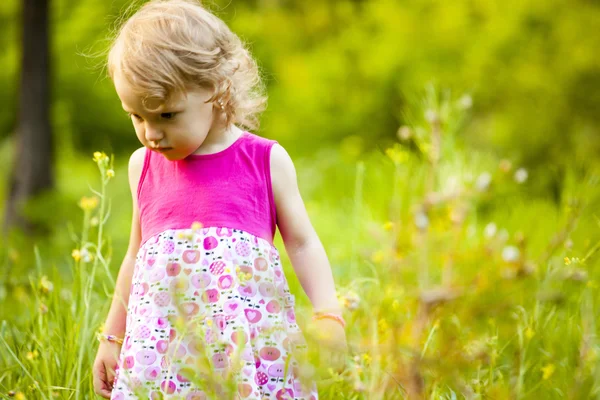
top-left (115, 72), bottom-right (187, 112)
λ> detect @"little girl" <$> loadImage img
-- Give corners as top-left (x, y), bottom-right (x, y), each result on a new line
top-left (91, 1), bottom-right (347, 399)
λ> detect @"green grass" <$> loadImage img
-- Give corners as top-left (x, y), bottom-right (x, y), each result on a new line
top-left (1, 89), bottom-right (599, 399)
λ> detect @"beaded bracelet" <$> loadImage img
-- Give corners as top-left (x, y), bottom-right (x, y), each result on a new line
top-left (312, 312), bottom-right (346, 328)
top-left (96, 332), bottom-right (124, 345)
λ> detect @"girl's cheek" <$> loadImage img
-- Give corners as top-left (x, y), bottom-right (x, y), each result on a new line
top-left (134, 127), bottom-right (145, 140)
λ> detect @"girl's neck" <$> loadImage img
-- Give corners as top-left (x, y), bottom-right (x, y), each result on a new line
top-left (193, 122), bottom-right (244, 156)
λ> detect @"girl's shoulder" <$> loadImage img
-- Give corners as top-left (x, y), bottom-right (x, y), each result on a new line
top-left (128, 146), bottom-right (147, 198)
top-left (244, 131), bottom-right (278, 148)
top-left (269, 143), bottom-right (294, 177)
top-left (129, 146), bottom-right (146, 169)
top-left (269, 143), bottom-right (298, 203)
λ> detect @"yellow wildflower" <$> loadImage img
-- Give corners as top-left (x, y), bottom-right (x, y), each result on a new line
top-left (191, 221), bottom-right (203, 231)
top-left (15, 392), bottom-right (26, 400)
top-left (371, 250), bottom-right (384, 264)
top-left (174, 316), bottom-right (186, 331)
top-left (541, 363), bottom-right (555, 380)
top-left (362, 353), bottom-right (371, 366)
top-left (26, 350), bottom-right (39, 360)
top-left (8, 248), bottom-right (19, 262)
top-left (476, 274), bottom-right (489, 291)
top-left (383, 221), bottom-right (394, 231)
top-left (173, 280), bottom-right (186, 290)
top-left (39, 276), bottom-right (53, 294)
top-left (490, 349), bottom-right (498, 364)
top-left (224, 268), bottom-right (231, 273)
top-left (525, 327), bottom-right (535, 340)
top-left (385, 146), bottom-right (407, 165)
top-left (13, 286), bottom-right (28, 302)
top-left (78, 196), bottom-right (99, 211)
top-left (585, 348), bottom-right (598, 363)
top-left (378, 318), bottom-right (388, 332)
top-left (106, 169), bottom-right (115, 178)
top-left (72, 249), bottom-right (81, 262)
top-left (93, 151), bottom-right (108, 163)
top-left (499, 159), bottom-right (512, 173)
top-left (206, 319), bottom-right (213, 327)
top-left (564, 257), bottom-right (571, 266)
top-left (318, 330), bottom-right (332, 340)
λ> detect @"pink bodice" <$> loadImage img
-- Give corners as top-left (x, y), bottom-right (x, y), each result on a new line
top-left (137, 131), bottom-right (278, 246)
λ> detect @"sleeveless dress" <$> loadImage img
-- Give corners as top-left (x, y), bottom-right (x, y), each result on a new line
top-left (110, 131), bottom-right (318, 400)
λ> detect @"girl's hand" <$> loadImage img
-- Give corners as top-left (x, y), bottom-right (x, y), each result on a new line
top-left (309, 318), bottom-right (349, 379)
top-left (92, 341), bottom-right (121, 398)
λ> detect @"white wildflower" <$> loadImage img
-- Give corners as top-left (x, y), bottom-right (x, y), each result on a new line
top-left (467, 224), bottom-right (477, 238)
top-left (444, 175), bottom-right (460, 194)
top-left (514, 168), bottom-right (528, 183)
top-left (414, 211), bottom-right (429, 231)
top-left (339, 290), bottom-right (361, 311)
top-left (458, 94), bottom-right (473, 110)
top-left (60, 288), bottom-right (73, 302)
top-left (484, 223), bottom-right (497, 238)
top-left (564, 238), bottom-right (573, 250)
top-left (80, 248), bottom-right (93, 263)
top-left (397, 126), bottom-right (412, 141)
top-left (502, 246), bottom-right (520, 263)
top-left (476, 172), bottom-right (492, 191)
top-left (425, 109), bottom-right (439, 124)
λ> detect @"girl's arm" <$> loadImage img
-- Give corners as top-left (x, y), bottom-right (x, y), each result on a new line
top-left (270, 144), bottom-right (342, 314)
top-left (101, 147), bottom-right (145, 336)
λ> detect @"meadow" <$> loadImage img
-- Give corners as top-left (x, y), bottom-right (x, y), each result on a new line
top-left (1, 87), bottom-right (599, 399)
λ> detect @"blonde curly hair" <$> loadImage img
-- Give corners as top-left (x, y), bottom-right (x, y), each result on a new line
top-left (107, 0), bottom-right (267, 131)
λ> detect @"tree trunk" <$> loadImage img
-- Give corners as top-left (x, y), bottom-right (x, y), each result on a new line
top-left (3, 0), bottom-right (53, 235)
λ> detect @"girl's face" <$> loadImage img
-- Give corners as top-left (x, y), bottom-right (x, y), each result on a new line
top-left (113, 70), bottom-right (222, 161)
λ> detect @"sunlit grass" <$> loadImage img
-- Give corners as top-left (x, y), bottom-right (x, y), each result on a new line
top-left (1, 88), bottom-right (599, 399)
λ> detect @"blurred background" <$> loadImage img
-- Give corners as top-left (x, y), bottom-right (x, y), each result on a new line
top-left (0, 0), bottom-right (599, 398)
top-left (0, 0), bottom-right (599, 239)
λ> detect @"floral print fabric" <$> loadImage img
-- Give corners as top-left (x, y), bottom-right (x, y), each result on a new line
top-left (110, 227), bottom-right (318, 400)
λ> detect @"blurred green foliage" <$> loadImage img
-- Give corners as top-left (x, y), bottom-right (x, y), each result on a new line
top-left (0, 0), bottom-right (598, 176)
top-left (1, 87), bottom-right (599, 399)
top-left (1, 3), bottom-right (599, 398)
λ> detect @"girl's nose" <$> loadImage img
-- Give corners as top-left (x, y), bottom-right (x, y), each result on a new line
top-left (144, 123), bottom-right (163, 143)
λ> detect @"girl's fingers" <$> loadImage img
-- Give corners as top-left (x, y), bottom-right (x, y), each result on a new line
top-left (92, 363), bottom-right (112, 399)
top-left (99, 387), bottom-right (112, 399)
top-left (106, 363), bottom-right (119, 389)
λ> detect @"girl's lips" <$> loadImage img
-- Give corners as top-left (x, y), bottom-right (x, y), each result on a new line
top-left (152, 147), bottom-right (172, 153)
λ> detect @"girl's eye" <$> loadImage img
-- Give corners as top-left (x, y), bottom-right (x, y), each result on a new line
top-left (161, 112), bottom-right (176, 120)
top-left (129, 113), bottom-right (143, 121)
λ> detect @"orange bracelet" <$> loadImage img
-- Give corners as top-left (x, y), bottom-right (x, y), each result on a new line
top-left (312, 312), bottom-right (346, 328)
top-left (96, 332), bottom-right (124, 345)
